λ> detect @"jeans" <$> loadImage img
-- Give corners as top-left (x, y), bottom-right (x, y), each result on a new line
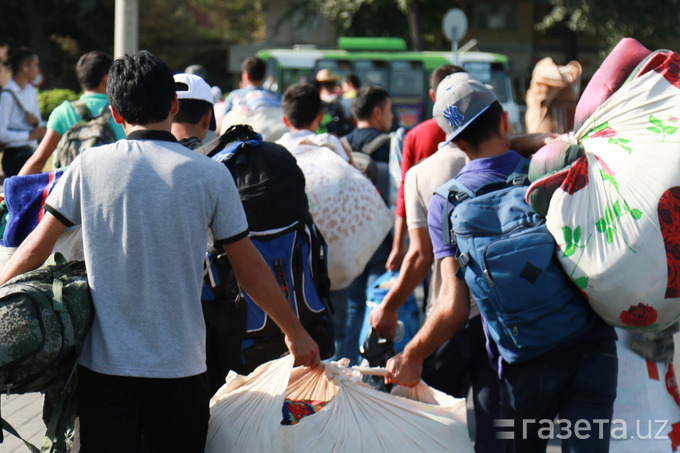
top-left (499, 336), bottom-right (618, 453)
top-left (329, 236), bottom-right (391, 365)
top-left (421, 316), bottom-right (504, 453)
top-left (78, 366), bottom-right (210, 453)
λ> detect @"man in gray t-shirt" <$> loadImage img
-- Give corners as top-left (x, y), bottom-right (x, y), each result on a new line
top-left (0, 51), bottom-right (319, 453)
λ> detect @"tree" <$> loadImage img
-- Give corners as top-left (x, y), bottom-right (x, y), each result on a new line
top-left (538, 0), bottom-right (680, 51)
top-left (301, 0), bottom-right (454, 51)
top-left (0, 0), bottom-right (264, 90)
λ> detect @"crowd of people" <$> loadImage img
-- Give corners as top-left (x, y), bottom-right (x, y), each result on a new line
top-left (0, 45), bottom-right (645, 453)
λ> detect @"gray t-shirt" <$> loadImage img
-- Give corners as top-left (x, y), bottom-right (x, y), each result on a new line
top-left (45, 130), bottom-right (248, 378)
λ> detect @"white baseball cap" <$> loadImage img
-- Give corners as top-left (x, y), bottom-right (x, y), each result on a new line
top-left (433, 72), bottom-right (498, 144)
top-left (174, 73), bottom-right (214, 105)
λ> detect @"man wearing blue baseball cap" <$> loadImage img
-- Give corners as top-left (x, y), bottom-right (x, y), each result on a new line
top-left (386, 72), bottom-right (618, 453)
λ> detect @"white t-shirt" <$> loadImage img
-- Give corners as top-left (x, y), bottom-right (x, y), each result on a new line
top-left (45, 130), bottom-right (248, 378)
top-left (403, 143), bottom-right (479, 318)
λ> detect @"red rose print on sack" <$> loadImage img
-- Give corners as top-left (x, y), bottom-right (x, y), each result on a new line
top-left (658, 187), bottom-right (680, 298)
top-left (619, 303), bottom-right (658, 327)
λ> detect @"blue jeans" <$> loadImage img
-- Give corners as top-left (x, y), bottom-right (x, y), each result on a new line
top-left (329, 236), bottom-right (391, 365)
top-left (499, 337), bottom-right (618, 453)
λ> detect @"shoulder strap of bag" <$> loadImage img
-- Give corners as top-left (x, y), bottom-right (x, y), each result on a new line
top-left (69, 100), bottom-right (93, 121)
top-left (196, 124), bottom-right (263, 160)
top-left (2, 89), bottom-right (27, 113)
top-left (434, 178), bottom-right (475, 247)
top-left (361, 133), bottom-right (391, 156)
top-left (0, 418), bottom-right (40, 452)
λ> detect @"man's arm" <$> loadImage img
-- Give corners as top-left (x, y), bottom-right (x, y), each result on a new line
top-left (385, 215), bottom-right (407, 271)
top-left (19, 128), bottom-right (62, 175)
top-left (385, 256), bottom-right (470, 386)
top-left (0, 213), bottom-right (68, 285)
top-left (510, 132), bottom-right (557, 157)
top-left (221, 237), bottom-right (320, 368)
top-left (371, 226), bottom-right (433, 339)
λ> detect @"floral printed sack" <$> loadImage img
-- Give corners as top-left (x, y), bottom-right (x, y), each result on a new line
top-left (527, 48), bottom-right (680, 331)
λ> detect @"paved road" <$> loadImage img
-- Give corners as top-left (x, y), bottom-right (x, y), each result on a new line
top-left (7, 330), bottom-right (680, 452)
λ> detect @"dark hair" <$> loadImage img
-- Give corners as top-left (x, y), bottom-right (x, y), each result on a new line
top-left (107, 50), bottom-right (175, 125)
top-left (430, 64), bottom-right (465, 92)
top-left (454, 101), bottom-right (503, 148)
top-left (241, 56), bottom-right (266, 82)
top-left (76, 51), bottom-right (113, 90)
top-left (10, 47), bottom-right (36, 74)
top-left (351, 86), bottom-right (390, 121)
top-left (344, 73), bottom-right (360, 89)
top-left (318, 81), bottom-right (336, 92)
top-left (173, 99), bottom-right (213, 124)
top-left (281, 83), bottom-right (322, 129)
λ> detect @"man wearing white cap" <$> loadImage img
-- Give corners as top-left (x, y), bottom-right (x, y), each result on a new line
top-left (171, 72), bottom-right (215, 150)
top-left (386, 72), bottom-right (618, 453)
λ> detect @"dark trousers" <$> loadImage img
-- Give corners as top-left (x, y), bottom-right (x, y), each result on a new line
top-left (421, 315), bottom-right (504, 453)
top-left (1, 145), bottom-right (33, 177)
top-left (77, 366), bottom-right (210, 453)
top-left (499, 337), bottom-right (618, 453)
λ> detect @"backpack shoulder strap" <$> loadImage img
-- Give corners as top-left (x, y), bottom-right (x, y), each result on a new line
top-left (505, 156), bottom-right (531, 186)
top-left (433, 178), bottom-right (474, 247)
top-left (339, 136), bottom-right (352, 154)
top-left (361, 133), bottom-right (391, 156)
top-left (2, 89), bottom-right (27, 113)
top-left (69, 100), bottom-right (93, 121)
top-left (197, 124), bottom-right (263, 161)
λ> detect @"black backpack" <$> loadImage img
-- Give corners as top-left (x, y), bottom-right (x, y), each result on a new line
top-left (196, 125), bottom-right (334, 391)
top-left (320, 98), bottom-right (353, 137)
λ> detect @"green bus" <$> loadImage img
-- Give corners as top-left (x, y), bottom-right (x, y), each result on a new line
top-left (257, 37), bottom-right (522, 132)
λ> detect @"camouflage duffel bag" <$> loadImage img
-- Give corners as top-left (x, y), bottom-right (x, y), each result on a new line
top-left (0, 253), bottom-right (93, 395)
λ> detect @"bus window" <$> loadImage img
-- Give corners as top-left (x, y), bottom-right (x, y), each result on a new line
top-left (353, 60), bottom-right (389, 88)
top-left (389, 60), bottom-right (424, 96)
top-left (463, 62), bottom-right (509, 103)
top-left (316, 59), bottom-right (353, 80)
top-left (390, 60), bottom-right (425, 128)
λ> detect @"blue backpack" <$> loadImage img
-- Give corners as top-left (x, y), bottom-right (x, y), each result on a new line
top-left (434, 157), bottom-right (594, 363)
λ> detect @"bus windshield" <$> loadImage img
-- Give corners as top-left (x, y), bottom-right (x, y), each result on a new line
top-left (463, 62), bottom-right (509, 103)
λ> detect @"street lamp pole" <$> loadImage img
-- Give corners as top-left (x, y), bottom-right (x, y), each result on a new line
top-left (114, 0), bottom-right (139, 59)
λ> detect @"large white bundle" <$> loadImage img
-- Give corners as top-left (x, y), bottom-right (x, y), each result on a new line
top-left (288, 135), bottom-right (392, 290)
top-left (220, 106), bottom-right (288, 142)
top-left (206, 355), bottom-right (473, 453)
top-left (542, 51), bottom-right (680, 331)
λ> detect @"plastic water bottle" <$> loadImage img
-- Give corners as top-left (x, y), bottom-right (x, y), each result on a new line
top-left (394, 320), bottom-right (405, 343)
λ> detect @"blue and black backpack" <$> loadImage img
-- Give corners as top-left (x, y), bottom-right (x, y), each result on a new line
top-left (434, 157), bottom-right (595, 363)
top-left (196, 125), bottom-right (334, 390)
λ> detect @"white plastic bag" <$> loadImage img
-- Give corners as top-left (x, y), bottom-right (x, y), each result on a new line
top-left (541, 52), bottom-right (680, 331)
top-left (206, 356), bottom-right (473, 453)
top-left (287, 136), bottom-right (393, 290)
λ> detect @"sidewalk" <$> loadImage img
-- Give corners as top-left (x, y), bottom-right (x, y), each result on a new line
top-left (3, 386), bottom-right (562, 452)
top-left (8, 329), bottom-right (680, 452)
top-left (3, 392), bottom-right (45, 452)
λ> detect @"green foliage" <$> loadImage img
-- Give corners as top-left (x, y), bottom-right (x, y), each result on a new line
top-left (538, 0), bottom-right (680, 50)
top-left (38, 89), bottom-right (79, 119)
